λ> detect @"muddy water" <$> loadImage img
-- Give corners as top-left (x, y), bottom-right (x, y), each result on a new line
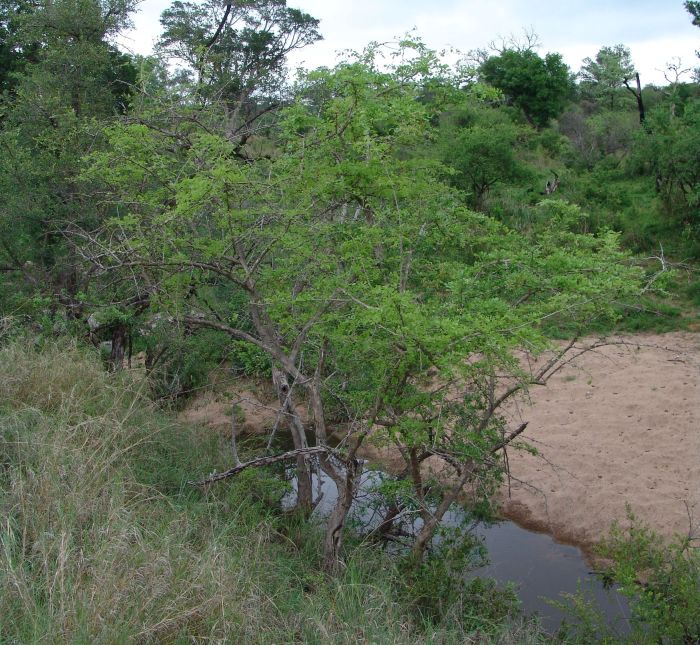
top-left (285, 469), bottom-right (630, 633)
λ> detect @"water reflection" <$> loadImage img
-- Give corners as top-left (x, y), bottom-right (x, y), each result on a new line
top-left (468, 519), bottom-right (630, 633)
top-left (284, 467), bottom-right (630, 633)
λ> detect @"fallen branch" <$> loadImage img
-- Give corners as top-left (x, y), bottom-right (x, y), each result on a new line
top-left (190, 446), bottom-right (348, 486)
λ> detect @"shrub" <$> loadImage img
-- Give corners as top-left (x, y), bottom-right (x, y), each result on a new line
top-left (597, 508), bottom-right (700, 643)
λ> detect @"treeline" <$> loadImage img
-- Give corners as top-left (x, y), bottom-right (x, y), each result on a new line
top-left (0, 1), bottom-right (699, 641)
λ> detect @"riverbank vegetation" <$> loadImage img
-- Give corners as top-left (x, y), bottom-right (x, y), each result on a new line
top-left (0, 336), bottom-right (547, 642)
top-left (4, 337), bottom-right (700, 643)
top-left (1, 0), bottom-right (699, 641)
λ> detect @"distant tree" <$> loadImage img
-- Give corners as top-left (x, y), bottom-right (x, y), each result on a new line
top-left (579, 44), bottom-right (636, 110)
top-left (439, 106), bottom-right (530, 208)
top-left (479, 49), bottom-right (574, 128)
top-left (158, 0), bottom-right (320, 146)
top-left (685, 1), bottom-right (700, 80)
top-left (634, 99), bottom-right (700, 242)
top-left (488, 27), bottom-right (541, 54)
top-left (686, 0), bottom-right (700, 26)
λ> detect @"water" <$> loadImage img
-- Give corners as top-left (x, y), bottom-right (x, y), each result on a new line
top-left (284, 468), bottom-right (630, 634)
top-left (469, 519), bottom-right (630, 633)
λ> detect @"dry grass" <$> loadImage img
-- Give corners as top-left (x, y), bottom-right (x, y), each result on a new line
top-left (0, 338), bottom-right (548, 644)
top-left (0, 341), bottom-right (248, 641)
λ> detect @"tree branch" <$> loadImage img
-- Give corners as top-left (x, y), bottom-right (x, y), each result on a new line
top-left (190, 445), bottom-right (348, 486)
top-left (205, 2), bottom-right (233, 50)
top-left (490, 421), bottom-right (529, 454)
top-left (183, 315), bottom-right (271, 354)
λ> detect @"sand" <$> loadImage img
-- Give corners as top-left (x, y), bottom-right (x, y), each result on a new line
top-left (181, 376), bottom-right (309, 436)
top-left (499, 332), bottom-right (700, 549)
top-left (182, 332), bottom-right (700, 551)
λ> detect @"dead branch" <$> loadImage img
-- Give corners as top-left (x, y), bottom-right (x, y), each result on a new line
top-left (190, 445), bottom-right (351, 486)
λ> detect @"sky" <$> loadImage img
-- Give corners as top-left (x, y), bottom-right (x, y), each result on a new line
top-left (117, 0), bottom-right (700, 86)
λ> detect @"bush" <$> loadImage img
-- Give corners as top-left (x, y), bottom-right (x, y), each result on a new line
top-left (597, 508), bottom-right (700, 643)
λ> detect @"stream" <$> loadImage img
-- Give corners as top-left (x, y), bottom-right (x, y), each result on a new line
top-left (284, 467), bottom-right (631, 634)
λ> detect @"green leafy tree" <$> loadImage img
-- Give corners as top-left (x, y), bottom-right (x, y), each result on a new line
top-left (633, 99), bottom-right (700, 251)
top-left (80, 41), bottom-right (641, 569)
top-left (9, 0), bottom-right (137, 117)
top-left (157, 0), bottom-right (320, 149)
top-left (685, 1), bottom-right (700, 80)
top-left (438, 105), bottom-right (530, 209)
top-left (479, 49), bottom-right (574, 127)
top-left (579, 44), bottom-right (636, 109)
top-left (0, 0), bottom-right (38, 96)
top-left (0, 0), bottom-right (137, 321)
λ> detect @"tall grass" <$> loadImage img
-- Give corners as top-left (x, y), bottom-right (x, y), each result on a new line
top-left (0, 338), bottom-right (546, 643)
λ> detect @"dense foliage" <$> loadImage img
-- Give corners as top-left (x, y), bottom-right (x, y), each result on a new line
top-left (0, 0), bottom-right (699, 640)
top-left (479, 48), bottom-right (574, 127)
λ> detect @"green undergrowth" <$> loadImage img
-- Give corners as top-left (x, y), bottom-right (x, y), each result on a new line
top-left (0, 337), bottom-right (548, 644)
top-left (487, 183), bottom-right (700, 338)
top-left (544, 269), bottom-right (700, 339)
top-left (551, 509), bottom-right (700, 644)
top-left (545, 296), bottom-right (691, 339)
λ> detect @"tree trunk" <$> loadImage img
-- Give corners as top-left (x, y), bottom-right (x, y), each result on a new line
top-left (634, 73), bottom-right (645, 124)
top-left (373, 501), bottom-right (404, 542)
top-left (411, 490), bottom-right (457, 562)
top-left (109, 324), bottom-right (128, 371)
top-left (272, 367), bottom-right (313, 513)
top-left (410, 463), bottom-right (476, 562)
top-left (308, 355), bottom-right (365, 570)
top-left (624, 73), bottom-right (645, 124)
top-left (322, 456), bottom-right (361, 571)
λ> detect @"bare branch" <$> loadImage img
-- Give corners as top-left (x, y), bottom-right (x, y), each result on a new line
top-left (190, 446), bottom-right (349, 486)
top-left (183, 315), bottom-right (271, 354)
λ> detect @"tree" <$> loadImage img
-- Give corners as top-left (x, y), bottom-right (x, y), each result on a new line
top-left (634, 98), bottom-right (700, 248)
top-left (438, 105), bottom-right (530, 209)
top-left (479, 49), bottom-right (574, 127)
top-left (0, 0), bottom-right (137, 325)
top-left (77, 41), bottom-right (641, 570)
top-left (0, 0), bottom-right (38, 96)
top-left (685, 1), bottom-right (700, 80)
top-left (157, 0), bottom-right (320, 149)
top-left (579, 44), bottom-right (635, 110)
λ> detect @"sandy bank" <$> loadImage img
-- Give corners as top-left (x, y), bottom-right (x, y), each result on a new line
top-left (499, 332), bottom-right (700, 548)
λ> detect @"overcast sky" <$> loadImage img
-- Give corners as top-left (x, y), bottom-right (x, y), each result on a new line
top-left (118, 0), bottom-right (700, 85)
